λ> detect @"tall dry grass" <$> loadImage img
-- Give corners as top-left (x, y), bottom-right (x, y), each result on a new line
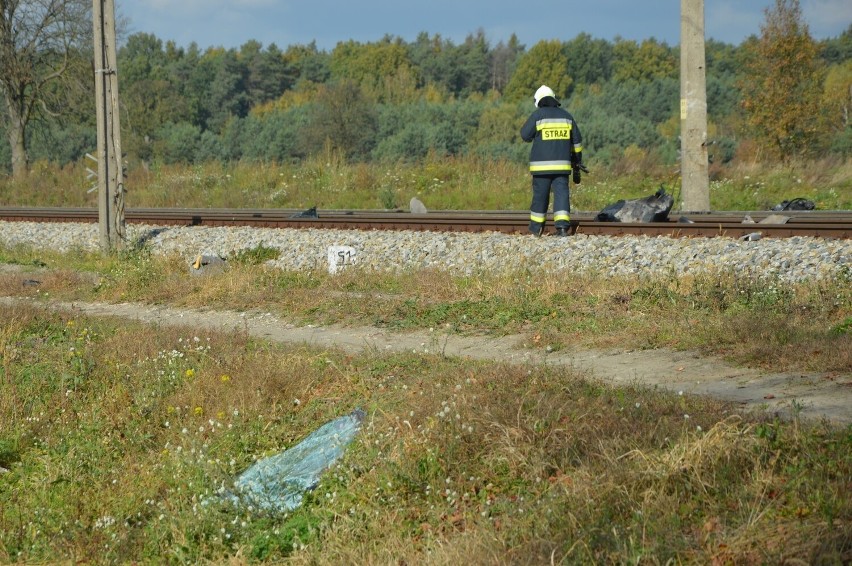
top-left (1, 245), bottom-right (849, 376)
top-left (1, 155), bottom-right (850, 211)
top-left (2, 303), bottom-right (847, 563)
top-left (1, 224), bottom-right (850, 563)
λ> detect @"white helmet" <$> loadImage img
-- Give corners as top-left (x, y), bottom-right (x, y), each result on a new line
top-left (533, 84), bottom-right (556, 107)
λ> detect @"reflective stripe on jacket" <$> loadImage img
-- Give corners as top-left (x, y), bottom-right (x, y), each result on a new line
top-left (520, 106), bottom-right (583, 175)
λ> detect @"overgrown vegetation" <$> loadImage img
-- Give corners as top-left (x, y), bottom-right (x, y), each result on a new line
top-left (1, 238), bottom-right (850, 563)
top-left (1, 1), bottom-right (849, 560)
top-left (0, 266), bottom-right (852, 564)
top-left (1, 155), bottom-right (850, 212)
top-left (2, 243), bottom-right (849, 374)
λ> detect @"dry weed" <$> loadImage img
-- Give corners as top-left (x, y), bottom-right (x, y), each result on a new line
top-left (617, 416), bottom-right (756, 496)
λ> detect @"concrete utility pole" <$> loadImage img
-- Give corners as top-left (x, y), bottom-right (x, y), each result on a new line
top-left (680, 0), bottom-right (710, 212)
top-left (93, 0), bottom-right (125, 251)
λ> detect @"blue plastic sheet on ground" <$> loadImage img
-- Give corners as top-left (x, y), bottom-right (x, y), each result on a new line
top-left (225, 408), bottom-right (365, 514)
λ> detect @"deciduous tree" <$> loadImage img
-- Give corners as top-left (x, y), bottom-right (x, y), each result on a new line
top-left (823, 61), bottom-right (851, 132)
top-left (330, 37), bottom-right (418, 103)
top-left (739, 0), bottom-right (825, 160)
top-left (823, 60), bottom-right (852, 154)
top-left (0, 0), bottom-right (90, 177)
top-left (611, 38), bottom-right (677, 83)
top-left (302, 79), bottom-right (377, 160)
top-left (503, 40), bottom-right (571, 103)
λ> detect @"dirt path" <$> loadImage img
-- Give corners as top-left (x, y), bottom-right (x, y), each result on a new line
top-left (3, 295), bottom-right (849, 426)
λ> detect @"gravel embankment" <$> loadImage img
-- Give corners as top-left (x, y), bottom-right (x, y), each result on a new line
top-left (0, 221), bottom-right (849, 282)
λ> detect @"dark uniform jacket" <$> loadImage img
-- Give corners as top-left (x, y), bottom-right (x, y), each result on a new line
top-left (520, 102), bottom-right (583, 175)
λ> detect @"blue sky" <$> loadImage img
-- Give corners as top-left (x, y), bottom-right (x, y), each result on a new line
top-left (120, 0), bottom-right (850, 51)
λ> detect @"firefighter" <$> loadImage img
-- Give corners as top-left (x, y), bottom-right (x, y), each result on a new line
top-left (520, 84), bottom-right (584, 236)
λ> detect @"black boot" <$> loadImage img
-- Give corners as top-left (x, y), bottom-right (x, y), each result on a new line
top-left (555, 227), bottom-right (569, 237)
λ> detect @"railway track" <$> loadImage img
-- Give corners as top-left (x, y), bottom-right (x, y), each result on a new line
top-left (1, 206), bottom-right (850, 239)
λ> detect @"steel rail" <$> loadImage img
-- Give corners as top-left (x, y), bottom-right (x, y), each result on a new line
top-left (1, 206), bottom-right (850, 239)
top-left (2, 206), bottom-right (849, 222)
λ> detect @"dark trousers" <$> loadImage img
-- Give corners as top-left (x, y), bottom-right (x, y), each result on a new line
top-left (529, 174), bottom-right (570, 234)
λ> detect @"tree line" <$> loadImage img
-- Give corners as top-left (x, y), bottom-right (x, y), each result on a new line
top-left (1, 0), bottom-right (850, 178)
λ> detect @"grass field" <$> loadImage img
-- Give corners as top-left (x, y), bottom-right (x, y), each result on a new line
top-left (1, 155), bottom-right (851, 212)
top-left (1, 242), bottom-right (850, 563)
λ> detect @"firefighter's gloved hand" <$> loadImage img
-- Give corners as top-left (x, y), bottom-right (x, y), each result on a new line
top-left (572, 168), bottom-right (582, 185)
